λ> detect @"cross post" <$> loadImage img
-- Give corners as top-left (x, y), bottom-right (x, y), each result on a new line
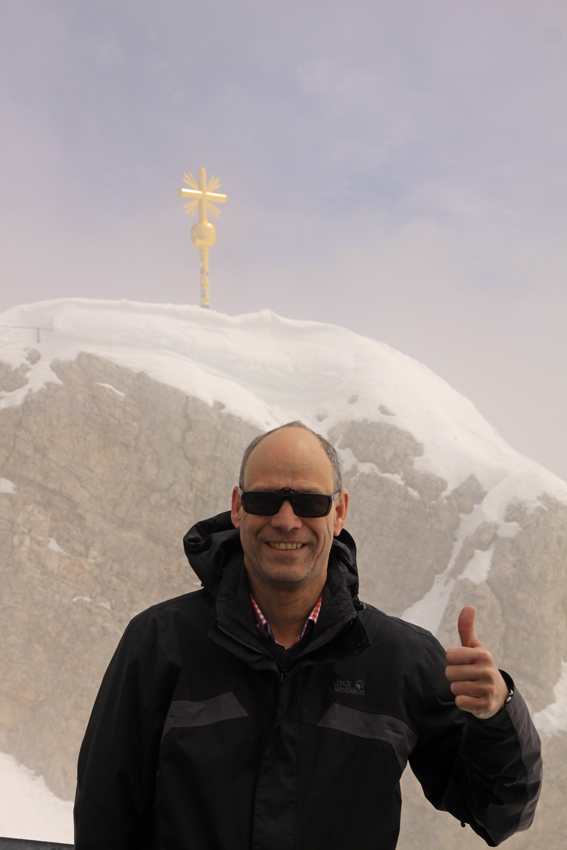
top-left (178, 167), bottom-right (227, 308)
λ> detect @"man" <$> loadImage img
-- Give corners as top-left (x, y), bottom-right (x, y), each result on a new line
top-left (74, 422), bottom-right (542, 850)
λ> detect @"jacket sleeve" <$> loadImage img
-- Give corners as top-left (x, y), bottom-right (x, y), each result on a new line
top-left (74, 615), bottom-right (179, 850)
top-left (409, 638), bottom-right (542, 847)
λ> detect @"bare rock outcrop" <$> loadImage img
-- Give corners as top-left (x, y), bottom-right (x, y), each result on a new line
top-left (0, 352), bottom-right (259, 797)
top-left (329, 420), bottom-right (459, 614)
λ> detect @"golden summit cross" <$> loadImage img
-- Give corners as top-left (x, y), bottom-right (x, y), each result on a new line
top-left (177, 167), bottom-right (227, 308)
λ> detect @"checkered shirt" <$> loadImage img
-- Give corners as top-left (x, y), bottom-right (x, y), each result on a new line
top-left (250, 592), bottom-right (323, 648)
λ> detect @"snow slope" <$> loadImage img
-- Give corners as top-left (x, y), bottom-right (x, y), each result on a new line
top-left (1, 298), bottom-right (565, 504)
top-left (0, 752), bottom-right (73, 843)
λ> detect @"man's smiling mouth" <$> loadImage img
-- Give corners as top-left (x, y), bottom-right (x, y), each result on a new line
top-left (268, 542), bottom-right (305, 550)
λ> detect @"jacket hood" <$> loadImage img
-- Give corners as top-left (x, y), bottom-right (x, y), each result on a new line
top-left (183, 511), bottom-right (360, 599)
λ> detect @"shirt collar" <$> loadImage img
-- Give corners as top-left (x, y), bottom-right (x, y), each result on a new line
top-left (249, 592), bottom-right (323, 648)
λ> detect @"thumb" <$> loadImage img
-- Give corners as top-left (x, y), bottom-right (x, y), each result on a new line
top-left (458, 605), bottom-right (481, 648)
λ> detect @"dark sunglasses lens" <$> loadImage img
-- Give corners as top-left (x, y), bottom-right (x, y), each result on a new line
top-left (293, 494), bottom-right (332, 518)
top-left (241, 491), bottom-right (283, 516)
top-left (241, 490), bottom-right (333, 517)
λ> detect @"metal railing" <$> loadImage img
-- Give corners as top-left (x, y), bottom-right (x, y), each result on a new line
top-left (0, 325), bottom-right (53, 344)
top-left (0, 840), bottom-right (73, 849)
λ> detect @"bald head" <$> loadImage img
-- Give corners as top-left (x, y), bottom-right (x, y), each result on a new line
top-left (239, 422), bottom-right (342, 492)
top-left (242, 427), bottom-right (336, 494)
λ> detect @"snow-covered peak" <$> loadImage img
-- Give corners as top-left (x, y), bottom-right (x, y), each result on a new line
top-left (1, 298), bottom-right (565, 505)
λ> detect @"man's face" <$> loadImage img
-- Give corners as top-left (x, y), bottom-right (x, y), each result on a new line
top-left (231, 428), bottom-right (348, 594)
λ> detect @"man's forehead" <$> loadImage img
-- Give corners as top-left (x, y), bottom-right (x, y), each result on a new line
top-left (244, 428), bottom-right (334, 487)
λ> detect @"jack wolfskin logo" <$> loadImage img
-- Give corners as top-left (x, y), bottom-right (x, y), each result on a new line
top-left (333, 678), bottom-right (365, 695)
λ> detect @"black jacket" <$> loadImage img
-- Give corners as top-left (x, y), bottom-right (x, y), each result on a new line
top-left (74, 512), bottom-right (542, 850)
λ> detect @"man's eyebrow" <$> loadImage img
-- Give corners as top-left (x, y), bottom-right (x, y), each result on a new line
top-left (244, 486), bottom-right (331, 494)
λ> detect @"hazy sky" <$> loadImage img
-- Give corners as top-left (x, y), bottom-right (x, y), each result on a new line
top-left (1, 0), bottom-right (566, 481)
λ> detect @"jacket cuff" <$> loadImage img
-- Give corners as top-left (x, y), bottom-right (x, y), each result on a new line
top-left (466, 669), bottom-right (515, 728)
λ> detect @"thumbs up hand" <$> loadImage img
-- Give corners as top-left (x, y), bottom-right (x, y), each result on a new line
top-left (445, 606), bottom-right (509, 720)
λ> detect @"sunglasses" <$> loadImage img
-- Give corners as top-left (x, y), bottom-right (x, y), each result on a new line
top-left (238, 487), bottom-right (340, 518)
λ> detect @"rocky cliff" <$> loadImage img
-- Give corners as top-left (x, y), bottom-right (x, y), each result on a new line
top-left (0, 301), bottom-right (566, 849)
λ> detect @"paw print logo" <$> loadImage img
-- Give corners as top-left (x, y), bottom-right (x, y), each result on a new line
top-left (355, 680), bottom-right (365, 691)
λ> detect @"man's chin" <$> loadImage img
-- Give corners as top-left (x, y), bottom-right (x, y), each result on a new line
top-left (259, 560), bottom-right (315, 584)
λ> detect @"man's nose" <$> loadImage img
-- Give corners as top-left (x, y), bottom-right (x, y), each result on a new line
top-left (271, 499), bottom-right (302, 530)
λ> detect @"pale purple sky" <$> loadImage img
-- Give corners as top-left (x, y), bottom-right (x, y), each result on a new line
top-left (1, 0), bottom-right (566, 481)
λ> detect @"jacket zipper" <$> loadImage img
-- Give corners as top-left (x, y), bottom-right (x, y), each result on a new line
top-left (217, 623), bottom-right (266, 655)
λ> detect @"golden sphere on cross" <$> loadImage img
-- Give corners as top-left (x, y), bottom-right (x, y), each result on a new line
top-left (191, 220), bottom-right (217, 248)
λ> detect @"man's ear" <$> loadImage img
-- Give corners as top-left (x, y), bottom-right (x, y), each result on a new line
top-left (333, 490), bottom-right (349, 536)
top-left (231, 486), bottom-right (242, 529)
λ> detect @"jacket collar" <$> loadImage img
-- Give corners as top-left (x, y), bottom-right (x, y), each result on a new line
top-left (183, 511), bottom-right (369, 667)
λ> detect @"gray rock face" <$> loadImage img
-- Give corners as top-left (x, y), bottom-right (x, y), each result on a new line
top-left (0, 351), bottom-right (566, 847)
top-left (0, 352), bottom-right (259, 798)
top-left (330, 420), bottom-right (460, 615)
